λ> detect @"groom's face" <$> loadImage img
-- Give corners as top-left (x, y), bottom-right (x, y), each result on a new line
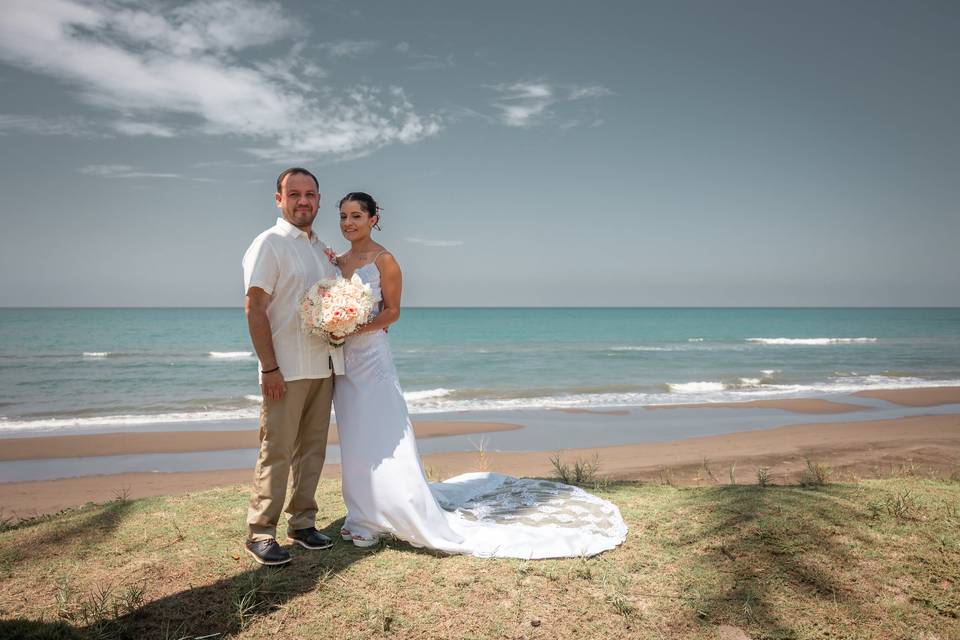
top-left (276, 172), bottom-right (320, 229)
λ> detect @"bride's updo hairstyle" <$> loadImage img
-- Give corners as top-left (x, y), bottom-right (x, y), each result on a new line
top-left (339, 192), bottom-right (382, 230)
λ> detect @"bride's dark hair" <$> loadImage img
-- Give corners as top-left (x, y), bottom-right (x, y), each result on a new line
top-left (339, 192), bottom-right (382, 230)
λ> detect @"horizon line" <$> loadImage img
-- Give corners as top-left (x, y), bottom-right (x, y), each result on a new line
top-left (1, 305), bottom-right (959, 310)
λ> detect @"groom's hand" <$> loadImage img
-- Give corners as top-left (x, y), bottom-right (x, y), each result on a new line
top-left (262, 370), bottom-right (286, 401)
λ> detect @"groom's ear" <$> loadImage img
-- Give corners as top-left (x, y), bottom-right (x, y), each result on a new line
top-left (275, 191), bottom-right (283, 208)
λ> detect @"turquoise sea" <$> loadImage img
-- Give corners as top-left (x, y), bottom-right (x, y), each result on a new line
top-left (1, 307), bottom-right (959, 435)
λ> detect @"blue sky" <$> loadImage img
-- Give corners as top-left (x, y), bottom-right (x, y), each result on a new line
top-left (1, 0), bottom-right (958, 306)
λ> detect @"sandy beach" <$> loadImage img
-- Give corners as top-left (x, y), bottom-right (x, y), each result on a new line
top-left (853, 386), bottom-right (960, 406)
top-left (435, 413), bottom-right (960, 483)
top-left (0, 420), bottom-right (521, 462)
top-left (2, 387), bottom-right (958, 520)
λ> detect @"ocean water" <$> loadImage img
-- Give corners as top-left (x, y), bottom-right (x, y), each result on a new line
top-left (1, 307), bottom-right (959, 434)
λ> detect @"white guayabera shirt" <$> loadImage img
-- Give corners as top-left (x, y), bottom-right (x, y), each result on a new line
top-left (243, 217), bottom-right (340, 382)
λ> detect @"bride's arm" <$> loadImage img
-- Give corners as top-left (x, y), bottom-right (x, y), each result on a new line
top-left (356, 252), bottom-right (402, 334)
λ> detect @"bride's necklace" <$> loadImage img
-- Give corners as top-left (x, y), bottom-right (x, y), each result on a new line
top-left (344, 248), bottom-right (378, 266)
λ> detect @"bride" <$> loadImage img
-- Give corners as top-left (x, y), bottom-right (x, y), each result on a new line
top-left (331, 192), bottom-right (626, 558)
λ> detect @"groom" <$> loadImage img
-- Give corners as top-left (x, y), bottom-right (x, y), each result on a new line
top-left (242, 167), bottom-right (340, 565)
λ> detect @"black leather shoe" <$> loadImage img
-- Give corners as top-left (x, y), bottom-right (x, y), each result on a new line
top-left (288, 527), bottom-right (334, 550)
top-left (245, 539), bottom-right (291, 565)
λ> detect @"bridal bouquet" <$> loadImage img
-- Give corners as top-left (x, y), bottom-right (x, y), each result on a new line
top-left (300, 274), bottom-right (375, 347)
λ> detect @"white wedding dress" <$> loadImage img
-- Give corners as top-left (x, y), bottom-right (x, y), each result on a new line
top-left (332, 263), bottom-right (627, 558)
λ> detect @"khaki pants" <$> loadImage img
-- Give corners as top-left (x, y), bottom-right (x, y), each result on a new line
top-left (247, 377), bottom-right (333, 541)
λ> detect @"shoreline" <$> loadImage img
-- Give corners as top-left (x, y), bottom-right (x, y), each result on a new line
top-left (852, 386), bottom-right (960, 406)
top-left (3, 412), bottom-right (958, 521)
top-left (0, 420), bottom-right (522, 462)
top-left (645, 398), bottom-right (872, 414)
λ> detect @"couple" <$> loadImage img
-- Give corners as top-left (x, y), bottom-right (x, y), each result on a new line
top-left (242, 167), bottom-right (626, 565)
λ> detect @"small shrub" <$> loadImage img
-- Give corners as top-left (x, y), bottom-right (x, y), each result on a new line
top-left (116, 582), bottom-right (147, 616)
top-left (470, 436), bottom-right (490, 472)
top-left (608, 593), bottom-right (636, 619)
top-left (0, 509), bottom-right (13, 533)
top-left (757, 466), bottom-right (771, 487)
top-left (572, 557), bottom-right (593, 580)
top-left (867, 490), bottom-right (923, 521)
top-left (699, 458), bottom-right (717, 483)
top-left (800, 458), bottom-right (831, 486)
top-left (657, 467), bottom-right (675, 486)
top-left (887, 489), bottom-right (922, 521)
top-left (550, 453), bottom-right (600, 486)
top-left (54, 577), bottom-right (142, 638)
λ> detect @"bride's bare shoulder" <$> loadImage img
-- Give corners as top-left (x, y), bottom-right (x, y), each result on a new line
top-left (373, 249), bottom-right (401, 276)
top-left (374, 248), bottom-right (398, 266)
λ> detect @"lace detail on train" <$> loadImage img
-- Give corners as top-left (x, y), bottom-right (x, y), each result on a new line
top-left (432, 473), bottom-right (627, 546)
top-left (332, 264), bottom-right (627, 559)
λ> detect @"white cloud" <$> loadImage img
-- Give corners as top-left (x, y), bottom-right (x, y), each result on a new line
top-left (0, 113), bottom-right (98, 136)
top-left (255, 44), bottom-right (328, 90)
top-left (318, 40), bottom-right (379, 58)
top-left (394, 41), bottom-right (411, 53)
top-left (490, 81), bottom-right (612, 128)
top-left (406, 237), bottom-right (464, 247)
top-left (78, 164), bottom-right (213, 180)
top-left (105, 1), bottom-right (299, 57)
top-left (78, 164), bottom-right (182, 179)
top-left (0, 0), bottom-right (439, 159)
top-left (112, 121), bottom-right (176, 137)
top-left (569, 86), bottom-right (614, 100)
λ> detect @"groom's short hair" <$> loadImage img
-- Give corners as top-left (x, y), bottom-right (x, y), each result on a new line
top-left (276, 167), bottom-right (320, 195)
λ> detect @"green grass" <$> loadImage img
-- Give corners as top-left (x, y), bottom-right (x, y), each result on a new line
top-left (1, 475), bottom-right (958, 639)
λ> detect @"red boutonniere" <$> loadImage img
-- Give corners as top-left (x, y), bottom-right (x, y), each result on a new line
top-left (323, 247), bottom-right (338, 265)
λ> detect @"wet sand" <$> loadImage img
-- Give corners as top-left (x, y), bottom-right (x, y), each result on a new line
top-left (3, 413), bottom-right (958, 521)
top-left (0, 421), bottom-right (522, 462)
top-left (554, 408), bottom-right (630, 416)
top-left (646, 398), bottom-right (872, 414)
top-left (423, 414), bottom-right (960, 482)
top-left (853, 386), bottom-right (960, 407)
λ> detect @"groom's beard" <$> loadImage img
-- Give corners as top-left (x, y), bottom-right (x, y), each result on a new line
top-left (288, 208), bottom-right (317, 229)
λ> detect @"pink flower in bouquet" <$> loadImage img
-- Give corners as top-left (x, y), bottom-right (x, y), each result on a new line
top-left (300, 274), bottom-right (374, 346)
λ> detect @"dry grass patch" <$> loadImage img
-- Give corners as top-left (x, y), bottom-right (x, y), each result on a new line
top-left (0, 476), bottom-right (958, 639)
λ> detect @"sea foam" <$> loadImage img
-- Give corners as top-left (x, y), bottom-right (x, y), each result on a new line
top-left (746, 337), bottom-right (878, 345)
top-left (208, 351), bottom-right (254, 359)
top-left (404, 388), bottom-right (453, 402)
top-left (5, 377), bottom-right (959, 434)
top-left (667, 381), bottom-right (726, 393)
top-left (0, 407), bottom-right (262, 433)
